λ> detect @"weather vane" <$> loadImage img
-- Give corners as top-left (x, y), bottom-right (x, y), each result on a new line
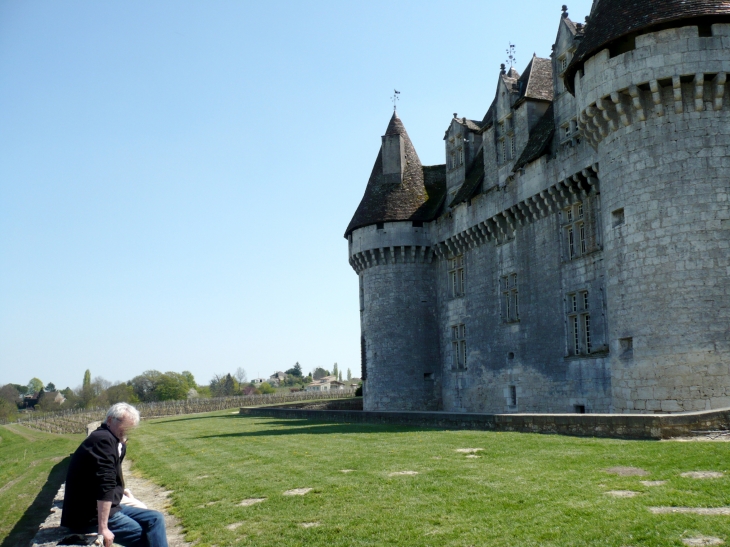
top-left (391, 89), bottom-right (400, 111)
top-left (505, 43), bottom-right (517, 69)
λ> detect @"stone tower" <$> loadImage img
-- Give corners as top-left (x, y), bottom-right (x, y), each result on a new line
top-left (565, 0), bottom-right (730, 412)
top-left (345, 113), bottom-right (445, 411)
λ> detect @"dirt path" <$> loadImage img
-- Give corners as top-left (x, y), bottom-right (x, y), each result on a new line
top-left (122, 459), bottom-right (190, 547)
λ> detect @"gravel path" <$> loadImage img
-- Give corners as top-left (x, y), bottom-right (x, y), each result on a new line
top-left (122, 459), bottom-right (190, 547)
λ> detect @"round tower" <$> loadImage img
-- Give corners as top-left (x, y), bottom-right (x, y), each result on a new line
top-left (345, 113), bottom-right (444, 411)
top-left (567, 1), bottom-right (730, 412)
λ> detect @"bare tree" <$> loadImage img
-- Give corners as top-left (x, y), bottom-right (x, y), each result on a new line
top-left (235, 367), bottom-right (247, 384)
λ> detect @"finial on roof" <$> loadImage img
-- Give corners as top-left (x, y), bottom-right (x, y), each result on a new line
top-left (500, 63), bottom-right (506, 75)
top-left (562, 5), bottom-right (569, 18)
top-left (453, 112), bottom-right (458, 119)
top-left (391, 89), bottom-right (400, 112)
top-left (505, 43), bottom-right (517, 69)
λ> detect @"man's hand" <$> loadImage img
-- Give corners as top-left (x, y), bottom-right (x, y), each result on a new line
top-left (97, 500), bottom-right (114, 547)
top-left (99, 527), bottom-right (114, 547)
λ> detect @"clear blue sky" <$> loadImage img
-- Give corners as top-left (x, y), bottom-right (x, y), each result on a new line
top-left (0, 0), bottom-right (594, 391)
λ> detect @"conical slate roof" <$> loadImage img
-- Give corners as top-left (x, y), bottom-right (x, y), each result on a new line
top-left (345, 112), bottom-right (446, 237)
top-left (565, 0), bottom-right (730, 94)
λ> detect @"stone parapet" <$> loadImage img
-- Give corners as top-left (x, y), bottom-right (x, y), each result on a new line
top-left (239, 406), bottom-right (730, 440)
top-left (574, 24), bottom-right (730, 148)
top-left (432, 166), bottom-right (599, 257)
top-left (348, 222), bottom-right (434, 274)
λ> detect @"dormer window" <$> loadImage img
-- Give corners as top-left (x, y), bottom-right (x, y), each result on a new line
top-left (559, 54), bottom-right (569, 72)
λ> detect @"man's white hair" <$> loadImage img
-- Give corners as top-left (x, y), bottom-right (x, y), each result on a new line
top-left (106, 402), bottom-right (140, 426)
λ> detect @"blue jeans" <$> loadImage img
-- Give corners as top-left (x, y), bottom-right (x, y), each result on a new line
top-left (106, 505), bottom-right (168, 547)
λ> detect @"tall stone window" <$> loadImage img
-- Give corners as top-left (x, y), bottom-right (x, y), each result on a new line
top-left (451, 324), bottom-right (467, 369)
top-left (449, 255), bottom-right (465, 297)
top-left (501, 273), bottom-right (519, 323)
top-left (562, 202), bottom-right (588, 259)
top-left (567, 290), bottom-right (591, 355)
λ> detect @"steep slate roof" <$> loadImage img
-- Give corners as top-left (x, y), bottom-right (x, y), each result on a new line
top-left (515, 55), bottom-right (554, 104)
top-left (565, 0), bottom-right (730, 94)
top-left (514, 103), bottom-right (555, 170)
top-left (345, 112), bottom-right (446, 237)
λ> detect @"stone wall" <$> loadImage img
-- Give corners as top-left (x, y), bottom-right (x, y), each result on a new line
top-left (575, 23), bottom-right (730, 412)
top-left (239, 406), bottom-right (730, 440)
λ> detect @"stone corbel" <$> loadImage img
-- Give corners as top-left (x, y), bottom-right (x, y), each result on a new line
top-left (366, 249), bottom-right (375, 267)
top-left (596, 97), bottom-right (618, 132)
top-left (585, 105), bottom-right (607, 139)
top-left (516, 201), bottom-right (531, 223)
top-left (650, 80), bottom-right (664, 117)
top-left (628, 85), bottom-right (646, 121)
top-left (539, 191), bottom-right (552, 214)
top-left (694, 73), bottom-right (705, 112)
top-left (672, 76), bottom-right (683, 114)
top-left (557, 180), bottom-right (570, 202)
top-left (610, 91), bottom-right (631, 127)
top-left (548, 186), bottom-right (562, 211)
top-left (713, 72), bottom-right (727, 111)
top-left (426, 247), bottom-right (434, 264)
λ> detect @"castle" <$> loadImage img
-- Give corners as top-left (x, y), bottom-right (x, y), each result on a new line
top-left (345, 0), bottom-right (730, 414)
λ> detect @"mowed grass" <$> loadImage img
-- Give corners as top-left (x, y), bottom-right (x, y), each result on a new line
top-left (128, 411), bottom-right (730, 547)
top-left (0, 425), bottom-right (83, 546)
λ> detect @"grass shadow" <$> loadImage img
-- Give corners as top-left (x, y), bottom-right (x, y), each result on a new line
top-left (146, 414), bottom-right (243, 424)
top-left (197, 422), bottom-right (423, 439)
top-left (0, 457), bottom-right (70, 547)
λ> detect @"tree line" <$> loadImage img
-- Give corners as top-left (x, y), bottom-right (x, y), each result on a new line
top-left (0, 362), bottom-right (358, 421)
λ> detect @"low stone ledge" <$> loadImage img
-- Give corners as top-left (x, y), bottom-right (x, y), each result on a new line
top-left (238, 407), bottom-right (730, 440)
top-left (254, 397), bottom-right (363, 411)
top-left (30, 483), bottom-right (103, 547)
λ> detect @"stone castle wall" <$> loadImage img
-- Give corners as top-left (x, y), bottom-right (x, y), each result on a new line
top-left (350, 22), bottom-right (730, 416)
top-left (575, 23), bottom-right (730, 412)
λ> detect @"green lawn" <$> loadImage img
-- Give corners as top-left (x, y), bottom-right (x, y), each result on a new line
top-left (128, 411), bottom-right (730, 547)
top-left (0, 425), bottom-right (82, 547)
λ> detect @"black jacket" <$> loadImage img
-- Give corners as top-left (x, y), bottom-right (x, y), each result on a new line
top-left (61, 423), bottom-right (126, 530)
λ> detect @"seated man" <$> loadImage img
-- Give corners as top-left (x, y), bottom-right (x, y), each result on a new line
top-left (61, 403), bottom-right (168, 547)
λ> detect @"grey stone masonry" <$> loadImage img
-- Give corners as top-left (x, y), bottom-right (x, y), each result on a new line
top-left (240, 405), bottom-right (730, 440)
top-left (346, 8), bottom-right (730, 415)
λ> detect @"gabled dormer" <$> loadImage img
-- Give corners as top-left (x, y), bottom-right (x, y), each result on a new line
top-left (552, 5), bottom-right (586, 149)
top-left (553, 5), bottom-right (585, 96)
top-left (443, 113), bottom-right (484, 202)
top-left (493, 66), bottom-right (521, 168)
